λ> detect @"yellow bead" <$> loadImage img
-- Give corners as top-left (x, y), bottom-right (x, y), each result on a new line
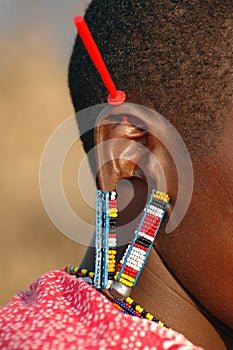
top-left (109, 250), bottom-right (117, 255)
top-left (119, 277), bottom-right (133, 287)
top-left (135, 305), bottom-right (143, 313)
top-left (109, 259), bottom-right (116, 264)
top-left (109, 209), bottom-right (118, 217)
top-left (126, 297), bottom-right (133, 304)
top-left (121, 273), bottom-right (135, 283)
top-left (146, 313), bottom-right (153, 321)
top-left (158, 321), bottom-right (164, 327)
top-left (108, 264), bottom-right (115, 268)
top-left (128, 276), bottom-right (135, 283)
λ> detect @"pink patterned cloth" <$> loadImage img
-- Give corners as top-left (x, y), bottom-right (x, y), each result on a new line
top-left (0, 270), bottom-right (203, 350)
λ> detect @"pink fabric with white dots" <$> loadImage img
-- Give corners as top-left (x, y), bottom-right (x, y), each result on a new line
top-left (0, 270), bottom-right (203, 350)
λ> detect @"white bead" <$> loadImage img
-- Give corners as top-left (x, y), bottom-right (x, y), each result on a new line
top-left (109, 191), bottom-right (117, 200)
top-left (132, 247), bottom-right (146, 255)
top-left (139, 232), bottom-right (154, 242)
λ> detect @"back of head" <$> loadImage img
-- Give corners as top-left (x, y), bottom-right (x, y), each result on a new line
top-left (68, 0), bottom-right (232, 156)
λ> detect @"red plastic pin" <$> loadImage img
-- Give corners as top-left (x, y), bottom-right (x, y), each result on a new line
top-left (74, 16), bottom-right (126, 106)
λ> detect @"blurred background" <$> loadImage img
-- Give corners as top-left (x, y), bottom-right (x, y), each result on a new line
top-left (0, 0), bottom-right (96, 305)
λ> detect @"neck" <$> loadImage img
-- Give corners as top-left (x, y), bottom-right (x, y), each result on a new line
top-left (80, 241), bottom-right (233, 349)
top-left (131, 247), bottom-right (233, 350)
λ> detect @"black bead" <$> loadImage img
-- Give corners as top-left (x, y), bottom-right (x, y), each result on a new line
top-left (141, 310), bottom-right (147, 317)
top-left (136, 237), bottom-right (151, 247)
top-left (151, 199), bottom-right (165, 210)
top-left (131, 302), bottom-right (137, 310)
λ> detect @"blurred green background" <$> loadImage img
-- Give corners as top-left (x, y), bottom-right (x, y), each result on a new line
top-left (0, 0), bottom-right (96, 305)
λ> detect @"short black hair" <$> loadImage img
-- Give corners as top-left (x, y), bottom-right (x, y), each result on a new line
top-left (68, 0), bottom-right (232, 156)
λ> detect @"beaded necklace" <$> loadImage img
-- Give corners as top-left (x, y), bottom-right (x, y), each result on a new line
top-left (63, 265), bottom-right (168, 328)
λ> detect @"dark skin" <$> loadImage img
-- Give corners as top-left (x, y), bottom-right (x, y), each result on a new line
top-left (82, 102), bottom-right (233, 349)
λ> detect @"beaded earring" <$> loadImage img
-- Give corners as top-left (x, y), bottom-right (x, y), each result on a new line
top-left (94, 189), bottom-right (170, 299)
top-left (94, 190), bottom-right (118, 289)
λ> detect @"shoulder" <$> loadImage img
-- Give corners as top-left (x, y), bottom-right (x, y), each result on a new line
top-left (0, 270), bottom-right (202, 350)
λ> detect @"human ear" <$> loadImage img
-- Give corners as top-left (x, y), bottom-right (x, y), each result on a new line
top-left (94, 102), bottom-right (193, 238)
top-left (94, 103), bottom-right (177, 199)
